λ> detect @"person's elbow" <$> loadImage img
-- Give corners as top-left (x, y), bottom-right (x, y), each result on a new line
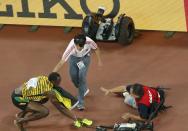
top-left (47, 91), bottom-right (60, 104)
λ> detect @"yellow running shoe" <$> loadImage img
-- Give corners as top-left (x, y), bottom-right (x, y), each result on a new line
top-left (74, 120), bottom-right (82, 128)
top-left (81, 118), bottom-right (93, 126)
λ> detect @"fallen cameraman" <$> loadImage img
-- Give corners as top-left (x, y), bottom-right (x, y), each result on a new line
top-left (101, 83), bottom-right (170, 122)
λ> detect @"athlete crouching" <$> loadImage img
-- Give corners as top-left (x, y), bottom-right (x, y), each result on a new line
top-left (12, 72), bottom-right (92, 131)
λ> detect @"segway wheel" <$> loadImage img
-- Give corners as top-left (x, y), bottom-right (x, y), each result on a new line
top-left (118, 16), bottom-right (135, 45)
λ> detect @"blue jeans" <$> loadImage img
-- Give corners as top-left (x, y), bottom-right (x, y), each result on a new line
top-left (69, 55), bottom-right (90, 106)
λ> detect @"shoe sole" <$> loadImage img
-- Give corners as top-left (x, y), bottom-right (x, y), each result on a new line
top-left (77, 106), bottom-right (85, 111)
top-left (78, 108), bottom-right (85, 111)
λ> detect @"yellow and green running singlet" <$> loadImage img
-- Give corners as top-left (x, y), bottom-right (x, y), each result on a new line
top-left (21, 76), bottom-right (72, 109)
top-left (22, 76), bottom-right (53, 101)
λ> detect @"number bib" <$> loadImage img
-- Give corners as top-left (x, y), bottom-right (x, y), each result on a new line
top-left (77, 61), bottom-right (85, 70)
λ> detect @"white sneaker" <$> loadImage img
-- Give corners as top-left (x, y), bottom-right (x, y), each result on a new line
top-left (84, 89), bottom-right (90, 97)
